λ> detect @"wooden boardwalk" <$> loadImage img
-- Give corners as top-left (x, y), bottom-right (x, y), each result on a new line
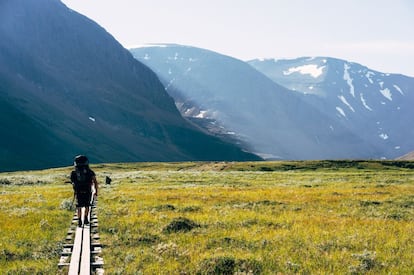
top-left (58, 200), bottom-right (104, 274)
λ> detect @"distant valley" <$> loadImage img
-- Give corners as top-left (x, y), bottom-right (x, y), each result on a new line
top-left (130, 44), bottom-right (414, 160)
top-left (1, 0), bottom-right (412, 172)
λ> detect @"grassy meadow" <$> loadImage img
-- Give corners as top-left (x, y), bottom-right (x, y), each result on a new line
top-left (0, 160), bottom-right (413, 274)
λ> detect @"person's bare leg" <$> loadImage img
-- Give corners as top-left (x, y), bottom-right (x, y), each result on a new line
top-left (77, 207), bottom-right (82, 227)
top-left (84, 206), bottom-right (90, 224)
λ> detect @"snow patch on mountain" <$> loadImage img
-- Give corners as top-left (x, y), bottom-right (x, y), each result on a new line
top-left (393, 84), bottom-right (404, 95)
top-left (195, 110), bottom-right (208, 118)
top-left (365, 71), bottom-right (375, 84)
top-left (336, 107), bottom-right (346, 118)
top-left (343, 63), bottom-right (355, 97)
top-left (338, 95), bottom-right (355, 112)
top-left (360, 93), bottom-right (373, 111)
top-left (379, 133), bottom-right (389, 140)
top-left (380, 88), bottom-right (392, 101)
top-left (165, 78), bottom-right (176, 90)
top-left (283, 64), bottom-right (325, 78)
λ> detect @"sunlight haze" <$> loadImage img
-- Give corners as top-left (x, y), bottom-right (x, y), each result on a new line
top-left (61, 0), bottom-right (414, 76)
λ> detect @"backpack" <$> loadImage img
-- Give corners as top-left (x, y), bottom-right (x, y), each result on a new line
top-left (71, 167), bottom-right (93, 193)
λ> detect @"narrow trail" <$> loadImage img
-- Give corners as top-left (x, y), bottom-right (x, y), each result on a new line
top-left (58, 199), bottom-right (104, 274)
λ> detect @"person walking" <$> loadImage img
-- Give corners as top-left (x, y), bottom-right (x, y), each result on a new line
top-left (70, 155), bottom-right (99, 227)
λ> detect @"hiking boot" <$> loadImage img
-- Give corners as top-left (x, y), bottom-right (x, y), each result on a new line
top-left (84, 217), bottom-right (89, 225)
top-left (78, 218), bottom-right (82, 227)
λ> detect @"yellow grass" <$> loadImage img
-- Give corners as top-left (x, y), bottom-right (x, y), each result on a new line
top-left (1, 161), bottom-right (413, 274)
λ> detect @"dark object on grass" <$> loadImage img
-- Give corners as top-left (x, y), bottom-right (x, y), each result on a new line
top-left (197, 256), bottom-right (235, 275)
top-left (197, 256), bottom-right (263, 275)
top-left (162, 217), bottom-right (200, 233)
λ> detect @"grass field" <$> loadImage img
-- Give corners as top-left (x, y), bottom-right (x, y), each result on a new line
top-left (0, 160), bottom-right (413, 274)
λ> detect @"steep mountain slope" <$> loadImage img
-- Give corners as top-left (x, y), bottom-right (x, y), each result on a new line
top-left (130, 45), bottom-right (379, 160)
top-left (396, 151), bottom-right (414, 160)
top-left (0, 0), bottom-right (259, 171)
top-left (249, 57), bottom-right (414, 158)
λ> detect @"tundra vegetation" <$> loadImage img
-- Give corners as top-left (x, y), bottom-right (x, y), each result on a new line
top-left (0, 160), bottom-right (413, 274)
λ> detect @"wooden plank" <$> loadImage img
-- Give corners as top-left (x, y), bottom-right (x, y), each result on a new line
top-left (79, 225), bottom-right (90, 274)
top-left (79, 206), bottom-right (91, 275)
top-left (62, 202), bottom-right (102, 274)
top-left (68, 226), bottom-right (83, 275)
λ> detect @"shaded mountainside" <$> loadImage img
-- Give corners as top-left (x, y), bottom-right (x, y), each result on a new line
top-left (130, 45), bottom-right (381, 160)
top-left (249, 57), bottom-right (414, 159)
top-left (0, 0), bottom-right (259, 171)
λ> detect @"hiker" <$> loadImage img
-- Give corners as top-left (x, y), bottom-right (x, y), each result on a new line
top-left (70, 155), bottom-right (99, 227)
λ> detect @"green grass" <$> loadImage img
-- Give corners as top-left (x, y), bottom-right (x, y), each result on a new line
top-left (1, 161), bottom-right (413, 274)
top-left (0, 168), bottom-right (73, 274)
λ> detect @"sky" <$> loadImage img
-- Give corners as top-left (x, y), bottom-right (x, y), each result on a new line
top-left (61, 0), bottom-right (414, 77)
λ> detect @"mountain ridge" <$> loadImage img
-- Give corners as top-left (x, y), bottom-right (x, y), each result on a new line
top-left (0, 0), bottom-right (259, 171)
top-left (130, 45), bottom-right (382, 160)
top-left (130, 44), bottom-right (413, 160)
top-left (249, 56), bottom-right (414, 159)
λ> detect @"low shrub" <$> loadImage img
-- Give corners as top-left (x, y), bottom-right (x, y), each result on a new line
top-left (349, 250), bottom-right (383, 274)
top-left (197, 256), bottom-right (262, 275)
top-left (0, 179), bottom-right (11, 185)
top-left (197, 256), bottom-right (235, 275)
top-left (60, 198), bottom-right (75, 211)
top-left (162, 217), bottom-right (200, 233)
top-left (136, 233), bottom-right (160, 245)
top-left (153, 204), bottom-right (176, 211)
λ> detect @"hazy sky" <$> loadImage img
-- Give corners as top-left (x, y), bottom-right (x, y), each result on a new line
top-left (61, 0), bottom-right (414, 76)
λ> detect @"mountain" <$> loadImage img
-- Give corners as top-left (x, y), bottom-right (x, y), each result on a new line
top-left (130, 45), bottom-right (380, 160)
top-left (248, 57), bottom-right (414, 159)
top-left (396, 151), bottom-right (414, 160)
top-left (0, 0), bottom-right (259, 171)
